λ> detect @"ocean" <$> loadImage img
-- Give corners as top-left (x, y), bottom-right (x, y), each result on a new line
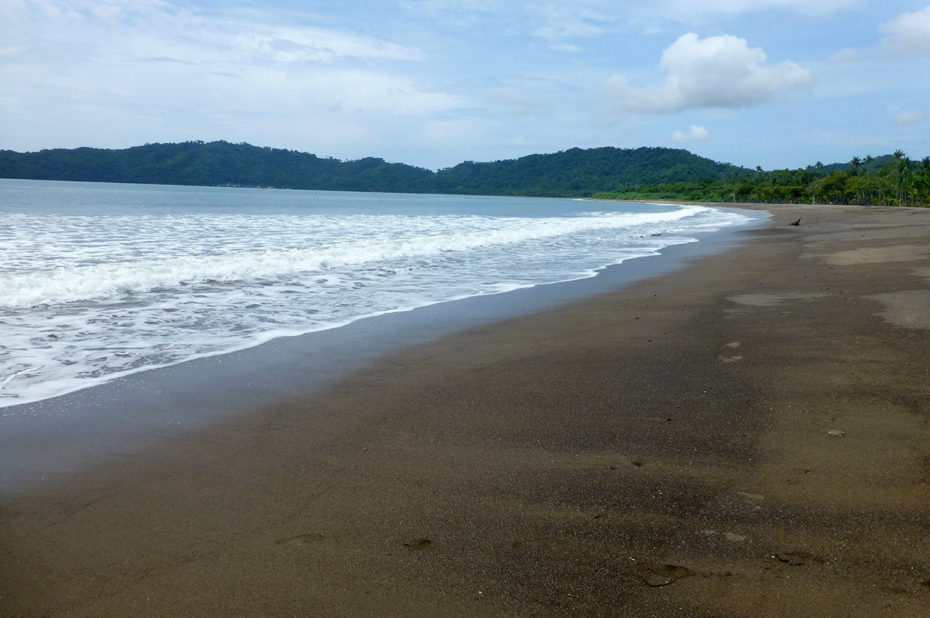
top-left (0, 179), bottom-right (755, 409)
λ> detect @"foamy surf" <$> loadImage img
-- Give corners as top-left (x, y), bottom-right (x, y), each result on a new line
top-left (0, 180), bottom-right (751, 408)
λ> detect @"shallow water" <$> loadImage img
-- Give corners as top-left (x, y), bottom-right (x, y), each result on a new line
top-left (0, 180), bottom-right (752, 407)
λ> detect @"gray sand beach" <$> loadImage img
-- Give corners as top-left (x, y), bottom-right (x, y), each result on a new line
top-left (2, 204), bottom-right (929, 616)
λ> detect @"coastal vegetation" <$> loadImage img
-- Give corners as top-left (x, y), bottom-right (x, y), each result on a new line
top-left (594, 152), bottom-right (930, 207)
top-left (1, 141), bottom-right (928, 206)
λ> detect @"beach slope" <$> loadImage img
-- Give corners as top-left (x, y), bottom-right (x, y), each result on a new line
top-left (2, 205), bottom-right (929, 616)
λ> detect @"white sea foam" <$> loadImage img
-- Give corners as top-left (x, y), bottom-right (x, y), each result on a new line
top-left (1, 207), bottom-right (706, 308)
top-left (0, 183), bottom-right (751, 408)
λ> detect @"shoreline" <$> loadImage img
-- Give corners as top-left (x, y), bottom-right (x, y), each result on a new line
top-left (0, 199), bottom-right (759, 413)
top-left (3, 204), bottom-right (930, 616)
top-left (0, 206), bottom-right (765, 495)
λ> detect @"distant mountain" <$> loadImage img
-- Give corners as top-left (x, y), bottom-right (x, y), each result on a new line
top-left (433, 147), bottom-right (745, 196)
top-left (0, 142), bottom-right (436, 193)
top-left (0, 141), bottom-right (746, 197)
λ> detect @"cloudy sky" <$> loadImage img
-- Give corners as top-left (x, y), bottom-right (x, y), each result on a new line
top-left (2, 1), bottom-right (928, 170)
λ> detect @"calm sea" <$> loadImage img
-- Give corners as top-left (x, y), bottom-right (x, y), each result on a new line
top-left (0, 179), bottom-right (752, 408)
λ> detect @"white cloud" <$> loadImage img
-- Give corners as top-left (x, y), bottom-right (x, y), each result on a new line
top-left (672, 125), bottom-right (710, 141)
top-left (661, 0), bottom-right (861, 18)
top-left (222, 25), bottom-right (423, 65)
top-left (400, 1), bottom-right (622, 47)
top-left (529, 4), bottom-right (614, 40)
top-left (895, 110), bottom-right (927, 126)
top-left (831, 48), bottom-right (860, 62)
top-left (399, 0), bottom-right (861, 38)
top-left (398, 0), bottom-right (502, 28)
top-left (172, 6), bottom-right (421, 65)
top-left (485, 88), bottom-right (548, 114)
top-left (606, 33), bottom-right (812, 114)
top-left (0, 0), bottom-right (473, 157)
top-left (226, 68), bottom-right (464, 117)
top-left (880, 5), bottom-right (930, 56)
top-left (420, 118), bottom-right (486, 143)
top-left (0, 1), bottom-right (455, 113)
top-left (4, 0), bottom-right (423, 70)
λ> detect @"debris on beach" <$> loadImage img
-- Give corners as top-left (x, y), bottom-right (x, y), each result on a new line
top-left (639, 563), bottom-right (695, 587)
top-left (775, 551), bottom-right (825, 566)
top-left (403, 538), bottom-right (434, 551)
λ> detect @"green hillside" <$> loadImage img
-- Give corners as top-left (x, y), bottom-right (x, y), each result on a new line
top-left (0, 141), bottom-right (744, 197)
top-left (433, 147), bottom-right (743, 196)
top-left (0, 141), bottom-right (436, 193)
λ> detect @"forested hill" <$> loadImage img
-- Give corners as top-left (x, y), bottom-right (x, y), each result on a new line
top-left (0, 141), bottom-right (744, 197)
top-left (0, 142), bottom-right (437, 194)
top-left (435, 147), bottom-right (742, 196)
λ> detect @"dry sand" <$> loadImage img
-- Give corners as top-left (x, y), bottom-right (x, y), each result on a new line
top-left (2, 204), bottom-right (929, 616)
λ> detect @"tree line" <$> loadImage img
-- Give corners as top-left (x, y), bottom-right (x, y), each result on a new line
top-left (594, 151), bottom-right (930, 207)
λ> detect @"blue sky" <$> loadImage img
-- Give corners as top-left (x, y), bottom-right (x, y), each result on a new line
top-left (2, 1), bottom-right (928, 170)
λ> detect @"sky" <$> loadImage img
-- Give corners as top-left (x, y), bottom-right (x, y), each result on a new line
top-left (1, 1), bottom-right (929, 171)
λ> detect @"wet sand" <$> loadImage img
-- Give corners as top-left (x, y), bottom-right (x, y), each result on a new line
top-left (2, 204), bottom-right (930, 616)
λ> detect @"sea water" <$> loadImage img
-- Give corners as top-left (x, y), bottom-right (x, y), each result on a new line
top-left (0, 179), bottom-right (752, 408)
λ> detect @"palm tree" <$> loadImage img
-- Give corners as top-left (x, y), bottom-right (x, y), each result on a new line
top-left (861, 155), bottom-right (876, 204)
top-left (849, 156), bottom-right (863, 203)
top-left (892, 150), bottom-right (906, 205)
top-left (915, 158), bottom-right (930, 206)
